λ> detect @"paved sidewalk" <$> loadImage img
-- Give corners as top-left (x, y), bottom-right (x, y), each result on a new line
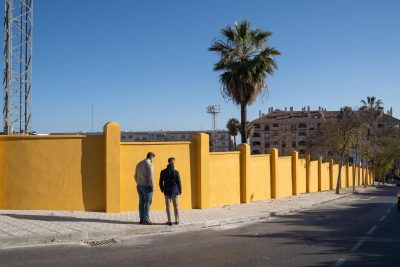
top-left (0, 187), bottom-right (374, 248)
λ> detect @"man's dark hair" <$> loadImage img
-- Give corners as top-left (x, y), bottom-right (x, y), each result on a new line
top-left (168, 157), bottom-right (175, 163)
top-left (147, 152), bottom-right (155, 159)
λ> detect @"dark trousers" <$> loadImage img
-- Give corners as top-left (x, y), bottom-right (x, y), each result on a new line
top-left (137, 185), bottom-right (153, 222)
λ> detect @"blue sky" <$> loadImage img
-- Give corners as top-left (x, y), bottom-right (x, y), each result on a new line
top-left (1, 0), bottom-right (399, 133)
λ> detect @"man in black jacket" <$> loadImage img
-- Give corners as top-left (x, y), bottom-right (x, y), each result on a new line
top-left (159, 157), bottom-right (182, 226)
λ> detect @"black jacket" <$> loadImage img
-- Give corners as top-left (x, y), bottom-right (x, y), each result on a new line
top-left (159, 164), bottom-right (182, 196)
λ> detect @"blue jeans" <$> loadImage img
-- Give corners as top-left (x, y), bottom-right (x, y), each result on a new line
top-left (137, 185), bottom-right (153, 222)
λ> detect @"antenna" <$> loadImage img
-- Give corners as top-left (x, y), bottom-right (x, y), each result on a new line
top-left (3, 0), bottom-right (33, 134)
top-left (206, 105), bottom-right (221, 152)
top-left (91, 104), bottom-right (94, 133)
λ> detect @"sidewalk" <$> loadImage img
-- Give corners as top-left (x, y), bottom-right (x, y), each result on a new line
top-left (0, 187), bottom-right (374, 248)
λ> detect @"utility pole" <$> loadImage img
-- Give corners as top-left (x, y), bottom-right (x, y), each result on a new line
top-left (207, 105), bottom-right (221, 152)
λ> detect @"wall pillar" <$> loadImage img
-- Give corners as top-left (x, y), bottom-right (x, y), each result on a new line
top-left (269, 148), bottom-right (279, 199)
top-left (329, 159), bottom-right (334, 190)
top-left (346, 164), bottom-right (349, 187)
top-left (193, 133), bottom-right (210, 209)
top-left (317, 156), bottom-right (322, 192)
top-left (104, 122), bottom-right (121, 213)
top-left (238, 144), bottom-right (250, 203)
top-left (305, 154), bottom-right (311, 193)
top-left (292, 151), bottom-right (298, 195)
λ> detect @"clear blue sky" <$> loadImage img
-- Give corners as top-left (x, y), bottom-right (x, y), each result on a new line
top-left (1, 0), bottom-right (399, 133)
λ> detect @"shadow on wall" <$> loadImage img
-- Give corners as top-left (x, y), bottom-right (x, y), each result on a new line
top-left (81, 137), bottom-right (106, 212)
top-left (190, 142), bottom-right (199, 209)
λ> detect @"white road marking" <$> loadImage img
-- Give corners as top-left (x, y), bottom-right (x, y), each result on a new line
top-left (366, 225), bottom-right (378, 235)
top-left (331, 258), bottom-right (346, 267)
top-left (350, 240), bottom-right (364, 252)
top-left (379, 215), bottom-right (386, 222)
top-left (348, 197), bottom-right (375, 201)
top-left (386, 208), bottom-right (391, 214)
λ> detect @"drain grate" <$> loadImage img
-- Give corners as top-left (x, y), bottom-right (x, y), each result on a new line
top-left (84, 239), bottom-right (117, 247)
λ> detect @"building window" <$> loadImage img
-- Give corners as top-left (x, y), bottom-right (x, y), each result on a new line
top-left (265, 124), bottom-right (270, 131)
top-left (387, 123), bottom-right (393, 128)
top-left (282, 143), bottom-right (286, 148)
top-left (252, 141), bottom-right (261, 146)
top-left (254, 124), bottom-right (260, 129)
top-left (298, 123), bottom-right (307, 128)
top-left (299, 149), bottom-right (306, 154)
top-left (291, 124), bottom-right (297, 130)
top-left (265, 143), bottom-right (270, 148)
top-left (129, 135), bottom-right (132, 139)
top-left (292, 141), bottom-right (296, 148)
top-left (253, 132), bottom-right (261, 137)
top-left (298, 140), bottom-right (307, 146)
top-left (308, 124), bottom-right (315, 130)
top-left (377, 123), bottom-right (384, 128)
top-left (273, 123), bottom-right (279, 128)
top-left (264, 132), bottom-right (271, 138)
top-left (298, 132), bottom-right (307, 137)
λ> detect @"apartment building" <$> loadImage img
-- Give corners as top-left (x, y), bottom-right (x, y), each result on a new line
top-left (250, 106), bottom-right (400, 155)
top-left (121, 130), bottom-right (231, 152)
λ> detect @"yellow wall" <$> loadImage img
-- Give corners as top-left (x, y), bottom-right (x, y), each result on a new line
top-left (309, 161), bottom-right (319, 192)
top-left (208, 152), bottom-right (241, 207)
top-left (320, 162), bottom-right (330, 191)
top-left (0, 122), bottom-right (371, 212)
top-left (297, 158), bottom-right (307, 194)
top-left (332, 164), bottom-right (339, 189)
top-left (348, 165), bottom-right (354, 187)
top-left (277, 156), bottom-right (293, 197)
top-left (120, 142), bottom-right (194, 211)
top-left (0, 135), bottom-right (105, 211)
top-left (249, 155), bottom-right (271, 201)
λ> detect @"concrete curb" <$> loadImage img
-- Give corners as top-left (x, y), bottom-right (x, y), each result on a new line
top-left (0, 190), bottom-right (363, 248)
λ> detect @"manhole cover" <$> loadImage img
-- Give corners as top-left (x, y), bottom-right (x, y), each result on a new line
top-left (83, 239), bottom-right (117, 247)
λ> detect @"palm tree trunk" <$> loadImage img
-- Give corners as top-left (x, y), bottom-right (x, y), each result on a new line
top-left (364, 165), bottom-right (368, 188)
top-left (240, 103), bottom-right (248, 144)
top-left (234, 135), bottom-right (237, 150)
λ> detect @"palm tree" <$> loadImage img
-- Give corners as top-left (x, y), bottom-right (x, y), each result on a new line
top-left (226, 118), bottom-right (240, 150)
top-left (360, 96), bottom-right (383, 111)
top-left (209, 20), bottom-right (280, 144)
top-left (246, 122), bottom-right (254, 143)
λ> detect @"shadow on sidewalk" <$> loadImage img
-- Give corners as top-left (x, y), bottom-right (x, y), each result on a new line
top-left (0, 214), bottom-right (166, 226)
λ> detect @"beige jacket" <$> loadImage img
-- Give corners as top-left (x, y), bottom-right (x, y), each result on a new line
top-left (134, 159), bottom-right (154, 189)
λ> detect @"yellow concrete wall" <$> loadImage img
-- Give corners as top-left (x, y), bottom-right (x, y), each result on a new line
top-left (332, 164), bottom-right (339, 189)
top-left (277, 156), bottom-right (293, 197)
top-left (340, 165), bottom-right (346, 188)
top-left (298, 158), bottom-right (307, 194)
top-left (348, 165), bottom-right (354, 187)
top-left (320, 162), bottom-right (330, 191)
top-left (0, 135), bottom-right (105, 211)
top-left (309, 161), bottom-right (319, 192)
top-left (208, 152), bottom-right (241, 207)
top-left (249, 155), bottom-right (271, 201)
top-left (120, 142), bottom-right (194, 211)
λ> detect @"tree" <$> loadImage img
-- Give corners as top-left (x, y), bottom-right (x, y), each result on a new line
top-left (334, 107), bottom-right (363, 194)
top-left (226, 118), bottom-right (240, 150)
top-left (246, 122), bottom-right (254, 143)
top-left (360, 96), bottom-right (384, 112)
top-left (209, 20), bottom-right (280, 144)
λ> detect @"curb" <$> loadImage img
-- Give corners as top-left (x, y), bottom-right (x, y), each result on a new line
top-left (0, 189), bottom-right (370, 248)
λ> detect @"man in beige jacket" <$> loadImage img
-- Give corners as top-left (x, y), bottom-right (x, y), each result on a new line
top-left (134, 152), bottom-right (155, 225)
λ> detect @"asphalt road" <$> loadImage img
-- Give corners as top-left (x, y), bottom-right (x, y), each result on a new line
top-left (0, 186), bottom-right (398, 267)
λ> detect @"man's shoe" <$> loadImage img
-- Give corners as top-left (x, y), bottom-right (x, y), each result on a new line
top-left (175, 221), bottom-right (179, 225)
top-left (166, 222), bottom-right (173, 226)
top-left (143, 221), bottom-right (153, 225)
top-left (139, 220), bottom-right (144, 225)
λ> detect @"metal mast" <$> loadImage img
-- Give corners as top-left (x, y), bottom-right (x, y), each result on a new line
top-left (3, 0), bottom-right (33, 134)
top-left (206, 105), bottom-right (221, 152)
